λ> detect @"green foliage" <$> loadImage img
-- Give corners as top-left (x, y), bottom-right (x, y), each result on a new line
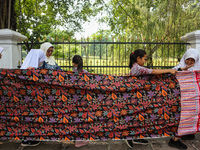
top-left (87, 30), bottom-right (113, 58)
top-left (52, 49), bottom-right (67, 59)
top-left (15, 0), bottom-right (104, 50)
top-left (101, 0), bottom-right (200, 65)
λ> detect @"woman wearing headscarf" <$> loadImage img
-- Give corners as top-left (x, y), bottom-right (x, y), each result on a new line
top-left (173, 48), bottom-right (200, 71)
top-left (20, 49), bottom-right (46, 69)
top-left (169, 48), bottom-right (200, 149)
top-left (0, 47), bottom-right (4, 59)
top-left (39, 42), bottom-right (62, 70)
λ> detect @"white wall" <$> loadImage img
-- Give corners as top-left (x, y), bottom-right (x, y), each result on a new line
top-left (181, 30), bottom-right (200, 53)
top-left (0, 29), bottom-right (27, 69)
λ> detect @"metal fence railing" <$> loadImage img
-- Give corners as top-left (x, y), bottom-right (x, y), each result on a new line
top-left (18, 40), bottom-right (189, 75)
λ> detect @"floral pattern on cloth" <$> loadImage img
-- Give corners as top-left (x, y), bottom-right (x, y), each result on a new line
top-left (130, 63), bottom-right (153, 76)
top-left (0, 69), bottom-right (180, 141)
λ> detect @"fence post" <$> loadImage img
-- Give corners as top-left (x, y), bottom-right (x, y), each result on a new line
top-left (0, 29), bottom-right (27, 69)
top-left (181, 30), bottom-right (200, 53)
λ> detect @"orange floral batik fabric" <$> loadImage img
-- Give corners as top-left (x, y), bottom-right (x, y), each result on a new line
top-left (0, 69), bottom-right (180, 141)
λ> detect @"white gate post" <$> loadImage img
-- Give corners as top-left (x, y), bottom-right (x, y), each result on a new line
top-left (181, 30), bottom-right (200, 53)
top-left (0, 29), bottom-right (27, 69)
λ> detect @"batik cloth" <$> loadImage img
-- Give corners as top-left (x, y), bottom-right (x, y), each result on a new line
top-left (0, 69), bottom-right (180, 141)
top-left (176, 71), bottom-right (200, 136)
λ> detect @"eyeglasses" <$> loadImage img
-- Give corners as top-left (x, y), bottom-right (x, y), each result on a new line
top-left (47, 50), bottom-right (53, 53)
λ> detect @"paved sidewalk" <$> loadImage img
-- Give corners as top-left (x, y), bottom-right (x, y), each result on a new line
top-left (0, 134), bottom-right (199, 150)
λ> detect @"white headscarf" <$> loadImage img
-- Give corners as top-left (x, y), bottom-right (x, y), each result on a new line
top-left (40, 42), bottom-right (56, 65)
top-left (173, 48), bottom-right (200, 71)
top-left (20, 49), bottom-right (46, 69)
top-left (0, 47), bottom-right (4, 54)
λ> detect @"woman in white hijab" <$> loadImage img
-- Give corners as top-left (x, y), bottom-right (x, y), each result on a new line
top-left (168, 48), bottom-right (200, 150)
top-left (20, 49), bottom-right (46, 69)
top-left (0, 47), bottom-right (4, 59)
top-left (39, 42), bottom-right (61, 70)
top-left (173, 48), bottom-right (200, 71)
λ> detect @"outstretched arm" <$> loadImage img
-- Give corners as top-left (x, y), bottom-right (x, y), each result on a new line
top-left (151, 69), bottom-right (177, 75)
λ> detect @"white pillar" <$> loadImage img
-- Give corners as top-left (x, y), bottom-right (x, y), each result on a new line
top-left (181, 30), bottom-right (200, 53)
top-left (0, 29), bottom-right (27, 69)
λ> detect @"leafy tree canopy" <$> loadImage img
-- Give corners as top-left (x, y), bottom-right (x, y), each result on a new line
top-left (15, 0), bottom-right (104, 48)
top-left (101, 0), bottom-right (200, 65)
top-left (104, 0), bottom-right (200, 41)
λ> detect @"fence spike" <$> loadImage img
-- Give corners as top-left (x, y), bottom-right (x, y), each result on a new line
top-left (62, 37), bottom-right (64, 41)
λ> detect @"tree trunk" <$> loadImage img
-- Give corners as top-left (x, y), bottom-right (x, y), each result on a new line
top-left (0, 0), bottom-right (16, 30)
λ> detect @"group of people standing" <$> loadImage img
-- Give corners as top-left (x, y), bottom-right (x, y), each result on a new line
top-left (126, 48), bottom-right (200, 150)
top-left (20, 42), bottom-right (88, 74)
top-left (20, 42), bottom-right (61, 70)
top-left (1, 43), bottom-right (199, 149)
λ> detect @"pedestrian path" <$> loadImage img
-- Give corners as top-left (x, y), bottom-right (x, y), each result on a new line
top-left (0, 134), bottom-right (199, 150)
